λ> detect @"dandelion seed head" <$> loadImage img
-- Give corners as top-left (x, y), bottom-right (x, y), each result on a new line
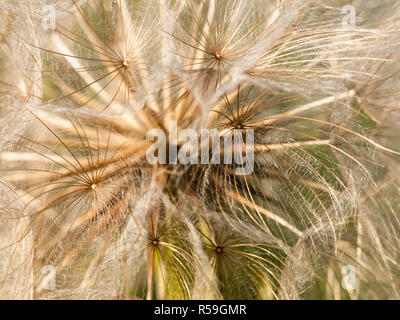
top-left (0, 0), bottom-right (399, 300)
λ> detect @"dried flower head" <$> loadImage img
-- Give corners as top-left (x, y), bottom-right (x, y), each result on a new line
top-left (0, 0), bottom-right (400, 300)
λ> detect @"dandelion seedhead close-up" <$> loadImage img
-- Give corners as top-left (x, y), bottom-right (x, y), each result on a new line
top-left (0, 0), bottom-right (400, 300)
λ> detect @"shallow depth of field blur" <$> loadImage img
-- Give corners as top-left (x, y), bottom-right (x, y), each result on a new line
top-left (0, 0), bottom-right (400, 300)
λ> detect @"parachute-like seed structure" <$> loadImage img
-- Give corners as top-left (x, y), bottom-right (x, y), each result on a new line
top-left (0, 0), bottom-right (399, 300)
